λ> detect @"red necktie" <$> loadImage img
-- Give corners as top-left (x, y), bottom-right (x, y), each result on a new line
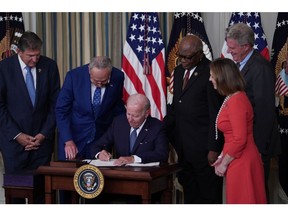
top-left (182, 70), bottom-right (190, 90)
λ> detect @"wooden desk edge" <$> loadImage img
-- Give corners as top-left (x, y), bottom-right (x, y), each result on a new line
top-left (36, 163), bottom-right (182, 180)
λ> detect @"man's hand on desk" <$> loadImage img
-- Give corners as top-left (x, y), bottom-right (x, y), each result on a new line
top-left (114, 156), bottom-right (134, 166)
top-left (65, 140), bottom-right (78, 160)
top-left (97, 150), bottom-right (136, 166)
top-left (98, 150), bottom-right (112, 161)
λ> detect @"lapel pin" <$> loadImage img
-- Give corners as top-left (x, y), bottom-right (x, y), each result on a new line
top-left (38, 68), bottom-right (42, 73)
top-left (194, 72), bottom-right (198, 76)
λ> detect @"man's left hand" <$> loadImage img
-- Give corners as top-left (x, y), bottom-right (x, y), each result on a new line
top-left (114, 156), bottom-right (134, 166)
top-left (208, 151), bottom-right (220, 165)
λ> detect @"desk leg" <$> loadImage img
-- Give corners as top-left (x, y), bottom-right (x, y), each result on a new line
top-left (44, 175), bottom-right (55, 204)
top-left (4, 189), bottom-right (12, 204)
top-left (161, 174), bottom-right (173, 204)
top-left (71, 192), bottom-right (79, 204)
top-left (141, 183), bottom-right (152, 204)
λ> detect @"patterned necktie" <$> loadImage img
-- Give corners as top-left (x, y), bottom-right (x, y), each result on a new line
top-left (182, 70), bottom-right (190, 90)
top-left (130, 128), bottom-right (137, 152)
top-left (25, 66), bottom-right (35, 106)
top-left (92, 87), bottom-right (101, 117)
top-left (87, 87), bottom-right (102, 144)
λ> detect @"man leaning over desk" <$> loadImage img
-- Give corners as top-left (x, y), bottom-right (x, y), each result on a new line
top-left (90, 93), bottom-right (169, 165)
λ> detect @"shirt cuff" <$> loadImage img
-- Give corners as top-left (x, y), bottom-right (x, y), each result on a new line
top-left (133, 155), bottom-right (142, 163)
top-left (95, 152), bottom-right (100, 159)
top-left (14, 132), bottom-right (22, 140)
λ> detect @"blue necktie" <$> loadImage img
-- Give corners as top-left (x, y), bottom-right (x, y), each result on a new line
top-left (25, 66), bottom-right (35, 106)
top-left (130, 128), bottom-right (137, 152)
top-left (92, 87), bottom-right (101, 117)
top-left (87, 87), bottom-right (101, 144)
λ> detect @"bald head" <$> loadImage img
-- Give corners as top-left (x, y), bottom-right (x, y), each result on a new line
top-left (179, 35), bottom-right (203, 52)
top-left (178, 35), bottom-right (204, 70)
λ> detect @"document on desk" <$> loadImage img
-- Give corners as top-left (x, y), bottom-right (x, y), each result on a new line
top-left (83, 159), bottom-right (160, 167)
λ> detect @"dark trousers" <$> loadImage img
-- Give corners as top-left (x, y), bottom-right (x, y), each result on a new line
top-left (261, 154), bottom-right (271, 203)
top-left (279, 153), bottom-right (288, 196)
top-left (178, 152), bottom-right (223, 204)
top-left (278, 115), bottom-right (288, 197)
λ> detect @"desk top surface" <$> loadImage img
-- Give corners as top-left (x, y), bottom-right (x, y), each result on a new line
top-left (36, 161), bottom-right (181, 180)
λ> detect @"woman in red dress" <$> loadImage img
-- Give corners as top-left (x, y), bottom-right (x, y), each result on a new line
top-left (209, 58), bottom-right (266, 204)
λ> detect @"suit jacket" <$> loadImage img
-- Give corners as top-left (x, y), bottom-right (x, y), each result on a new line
top-left (0, 54), bottom-right (60, 172)
top-left (164, 56), bottom-right (224, 162)
top-left (241, 50), bottom-right (281, 155)
top-left (90, 115), bottom-right (169, 163)
top-left (55, 64), bottom-right (125, 160)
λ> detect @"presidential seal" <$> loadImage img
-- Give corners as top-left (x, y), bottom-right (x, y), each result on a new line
top-left (73, 164), bottom-right (104, 199)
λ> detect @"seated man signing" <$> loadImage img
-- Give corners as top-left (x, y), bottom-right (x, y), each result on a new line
top-left (90, 93), bottom-right (169, 166)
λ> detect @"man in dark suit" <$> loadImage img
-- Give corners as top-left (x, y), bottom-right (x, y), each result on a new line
top-left (90, 93), bottom-right (168, 165)
top-left (164, 35), bottom-right (224, 204)
top-left (225, 23), bottom-right (281, 201)
top-left (55, 56), bottom-right (126, 161)
top-left (0, 31), bottom-right (60, 174)
top-left (0, 31), bottom-right (60, 204)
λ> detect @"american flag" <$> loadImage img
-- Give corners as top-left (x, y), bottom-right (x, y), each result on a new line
top-left (271, 13), bottom-right (288, 80)
top-left (122, 12), bottom-right (166, 120)
top-left (275, 69), bottom-right (288, 96)
top-left (166, 12), bottom-right (213, 104)
top-left (271, 13), bottom-right (288, 97)
top-left (221, 12), bottom-right (270, 60)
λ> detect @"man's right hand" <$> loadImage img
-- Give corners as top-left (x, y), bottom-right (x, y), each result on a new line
top-left (65, 140), bottom-right (78, 160)
top-left (98, 150), bottom-right (112, 161)
top-left (16, 133), bottom-right (39, 151)
top-left (208, 150), bottom-right (220, 165)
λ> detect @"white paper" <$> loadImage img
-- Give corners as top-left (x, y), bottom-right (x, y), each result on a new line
top-left (83, 159), bottom-right (160, 167)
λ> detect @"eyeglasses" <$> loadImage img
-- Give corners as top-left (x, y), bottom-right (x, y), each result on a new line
top-left (93, 79), bottom-right (109, 84)
top-left (177, 50), bottom-right (201, 61)
top-left (90, 77), bottom-right (110, 86)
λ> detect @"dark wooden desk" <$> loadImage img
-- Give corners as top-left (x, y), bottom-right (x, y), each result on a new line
top-left (36, 161), bottom-right (181, 204)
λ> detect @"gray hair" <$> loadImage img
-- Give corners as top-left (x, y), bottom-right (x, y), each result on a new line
top-left (225, 23), bottom-right (255, 47)
top-left (89, 56), bottom-right (113, 71)
top-left (127, 93), bottom-right (151, 112)
top-left (18, 31), bottom-right (42, 52)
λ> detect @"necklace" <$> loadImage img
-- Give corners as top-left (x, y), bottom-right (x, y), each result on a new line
top-left (215, 95), bottom-right (231, 140)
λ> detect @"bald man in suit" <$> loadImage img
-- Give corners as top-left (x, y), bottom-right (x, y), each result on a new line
top-left (164, 35), bottom-right (224, 204)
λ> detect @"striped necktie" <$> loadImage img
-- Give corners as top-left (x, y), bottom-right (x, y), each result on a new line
top-left (182, 70), bottom-right (190, 90)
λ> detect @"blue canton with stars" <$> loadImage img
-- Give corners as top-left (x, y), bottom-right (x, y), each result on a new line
top-left (228, 12), bottom-right (268, 53)
top-left (271, 12), bottom-right (288, 69)
top-left (126, 12), bottom-right (164, 66)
